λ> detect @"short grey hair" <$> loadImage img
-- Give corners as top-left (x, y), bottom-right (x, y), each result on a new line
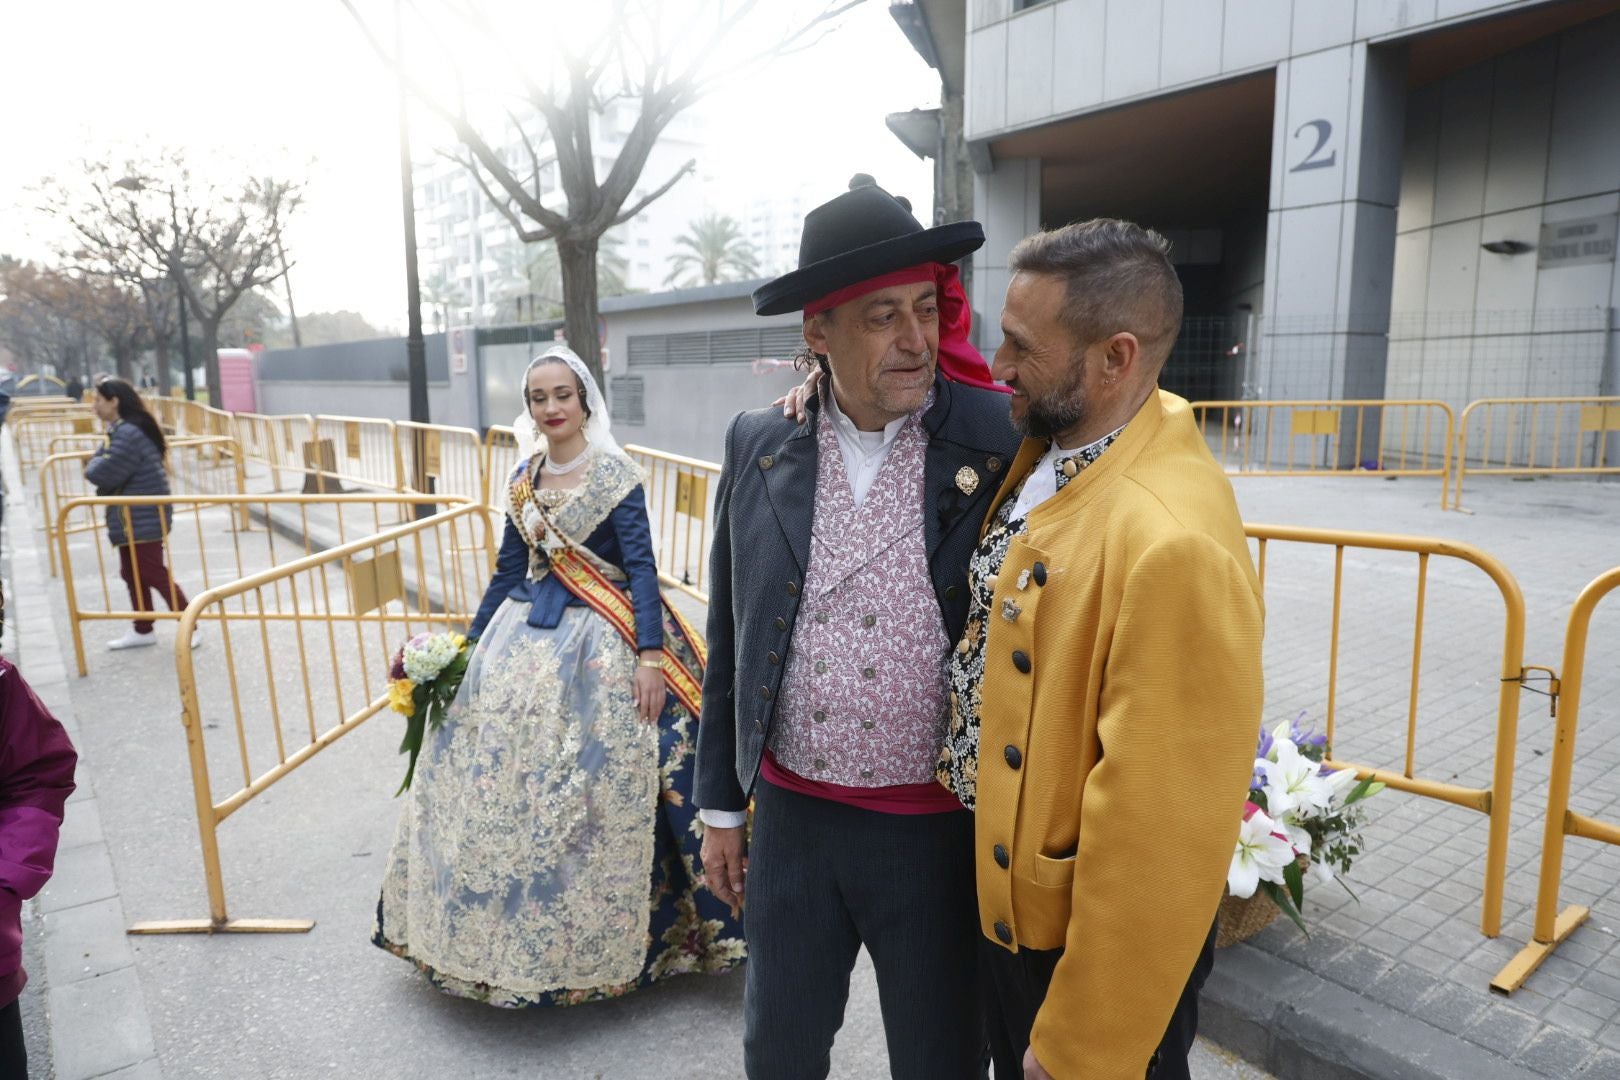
top-left (1008, 218), bottom-right (1184, 364)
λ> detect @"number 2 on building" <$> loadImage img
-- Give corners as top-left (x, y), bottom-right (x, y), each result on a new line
top-left (1290, 119), bottom-right (1337, 172)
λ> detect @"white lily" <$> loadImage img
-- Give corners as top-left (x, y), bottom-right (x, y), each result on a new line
top-left (1320, 765), bottom-right (1360, 807)
top-left (1277, 814), bottom-right (1313, 859)
top-left (1229, 808), bottom-right (1297, 899)
top-left (1259, 738), bottom-right (1331, 817)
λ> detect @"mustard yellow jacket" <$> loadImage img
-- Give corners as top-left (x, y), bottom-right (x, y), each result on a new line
top-left (974, 389), bottom-right (1264, 1079)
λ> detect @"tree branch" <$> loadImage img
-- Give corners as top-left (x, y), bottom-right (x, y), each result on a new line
top-left (608, 160), bottom-right (696, 227)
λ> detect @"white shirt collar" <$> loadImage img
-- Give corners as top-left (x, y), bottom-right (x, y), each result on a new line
top-left (824, 388), bottom-right (909, 457)
top-left (1009, 424), bottom-right (1127, 521)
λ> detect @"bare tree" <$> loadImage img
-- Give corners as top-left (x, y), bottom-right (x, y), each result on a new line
top-left (0, 257), bottom-right (103, 380)
top-left (60, 156), bottom-right (301, 407)
top-left (134, 274), bottom-right (180, 395)
top-left (342, 0), bottom-right (863, 383)
top-left (76, 274), bottom-right (149, 381)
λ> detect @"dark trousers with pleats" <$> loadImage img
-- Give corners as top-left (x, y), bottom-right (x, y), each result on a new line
top-left (980, 920), bottom-right (1217, 1079)
top-left (741, 778), bottom-right (983, 1080)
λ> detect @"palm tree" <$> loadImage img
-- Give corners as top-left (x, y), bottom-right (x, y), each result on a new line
top-left (664, 215), bottom-right (760, 288)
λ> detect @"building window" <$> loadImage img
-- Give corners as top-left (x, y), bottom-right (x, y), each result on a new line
top-left (1013, 0), bottom-right (1052, 9)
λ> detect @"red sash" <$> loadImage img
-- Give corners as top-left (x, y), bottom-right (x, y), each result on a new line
top-left (513, 470), bottom-right (706, 717)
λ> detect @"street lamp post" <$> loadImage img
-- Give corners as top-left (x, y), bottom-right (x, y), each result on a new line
top-left (396, 0), bottom-right (432, 514)
top-left (174, 269), bottom-right (196, 402)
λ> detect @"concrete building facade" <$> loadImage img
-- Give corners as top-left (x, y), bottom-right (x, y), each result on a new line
top-left (959, 0), bottom-right (1620, 419)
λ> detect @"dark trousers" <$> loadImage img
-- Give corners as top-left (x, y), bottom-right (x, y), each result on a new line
top-left (743, 779), bottom-right (982, 1080)
top-left (117, 541), bottom-right (188, 633)
top-left (980, 920), bottom-right (1217, 1080)
top-left (0, 998), bottom-right (25, 1080)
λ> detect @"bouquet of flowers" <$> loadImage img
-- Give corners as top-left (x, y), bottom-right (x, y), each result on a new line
top-left (387, 631), bottom-right (472, 795)
top-left (1227, 712), bottom-right (1384, 934)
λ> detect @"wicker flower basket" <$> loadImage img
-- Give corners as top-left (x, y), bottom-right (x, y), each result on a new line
top-left (1215, 890), bottom-right (1280, 948)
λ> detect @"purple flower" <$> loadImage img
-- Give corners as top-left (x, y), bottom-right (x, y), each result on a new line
top-left (389, 647), bottom-right (407, 682)
top-left (1256, 726), bottom-right (1275, 761)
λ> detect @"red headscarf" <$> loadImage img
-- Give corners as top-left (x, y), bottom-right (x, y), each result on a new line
top-left (803, 263), bottom-right (1009, 394)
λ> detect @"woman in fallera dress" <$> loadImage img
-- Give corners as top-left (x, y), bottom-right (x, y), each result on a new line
top-left (374, 343), bottom-right (745, 1006)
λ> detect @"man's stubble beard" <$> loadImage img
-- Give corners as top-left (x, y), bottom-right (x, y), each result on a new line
top-left (1014, 351), bottom-right (1087, 440)
top-left (871, 347), bottom-right (934, 417)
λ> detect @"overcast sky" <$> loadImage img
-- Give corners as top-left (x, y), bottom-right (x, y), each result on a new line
top-left (0, 0), bottom-right (938, 331)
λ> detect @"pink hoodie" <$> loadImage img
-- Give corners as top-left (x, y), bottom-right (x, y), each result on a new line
top-left (0, 660), bottom-right (77, 1007)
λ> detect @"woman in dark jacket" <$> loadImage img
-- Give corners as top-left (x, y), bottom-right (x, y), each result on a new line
top-left (82, 379), bottom-right (200, 651)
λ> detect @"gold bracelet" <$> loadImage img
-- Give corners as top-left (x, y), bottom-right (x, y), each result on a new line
top-left (638, 659), bottom-right (664, 669)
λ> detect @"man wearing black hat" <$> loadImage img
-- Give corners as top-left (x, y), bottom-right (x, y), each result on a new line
top-left (694, 177), bottom-right (1018, 1079)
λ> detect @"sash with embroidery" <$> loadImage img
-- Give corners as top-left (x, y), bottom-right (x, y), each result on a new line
top-left (509, 457), bottom-right (706, 718)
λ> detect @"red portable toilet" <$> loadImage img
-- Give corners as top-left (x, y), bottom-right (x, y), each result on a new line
top-left (217, 348), bottom-right (257, 413)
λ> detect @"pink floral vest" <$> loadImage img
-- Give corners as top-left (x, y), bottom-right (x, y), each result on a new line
top-left (769, 410), bottom-right (951, 786)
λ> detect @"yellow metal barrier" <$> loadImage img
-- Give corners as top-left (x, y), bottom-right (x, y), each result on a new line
top-left (1453, 397), bottom-right (1620, 510)
top-left (482, 424), bottom-right (519, 508)
top-left (1492, 567), bottom-right (1620, 993)
top-left (232, 412), bottom-right (319, 492)
top-left (1192, 400), bottom-right (1456, 509)
top-left (40, 436), bottom-right (249, 577)
top-left (6, 396), bottom-right (76, 419)
top-left (398, 421), bottom-right (485, 503)
top-left (307, 415), bottom-right (402, 494)
top-left (55, 492), bottom-right (480, 676)
top-left (1245, 524), bottom-right (1529, 937)
top-left (626, 444), bottom-right (720, 603)
top-left (122, 499), bottom-right (496, 933)
top-left (13, 408), bottom-right (99, 472)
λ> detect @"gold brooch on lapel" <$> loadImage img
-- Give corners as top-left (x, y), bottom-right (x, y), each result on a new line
top-left (955, 466), bottom-right (979, 495)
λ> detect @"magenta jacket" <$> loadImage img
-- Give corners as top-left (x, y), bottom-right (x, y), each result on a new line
top-left (0, 660), bottom-right (77, 1006)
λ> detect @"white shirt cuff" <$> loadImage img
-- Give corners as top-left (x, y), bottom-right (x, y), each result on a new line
top-left (698, 808), bottom-right (748, 829)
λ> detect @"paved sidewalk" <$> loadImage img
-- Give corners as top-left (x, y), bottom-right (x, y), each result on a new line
top-left (1203, 473), bottom-right (1620, 1080)
top-left (3, 430), bottom-right (162, 1080)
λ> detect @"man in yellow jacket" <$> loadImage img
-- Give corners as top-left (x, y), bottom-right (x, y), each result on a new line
top-left (938, 219), bottom-right (1264, 1080)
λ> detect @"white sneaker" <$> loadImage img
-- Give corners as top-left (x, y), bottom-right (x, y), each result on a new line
top-left (189, 629), bottom-right (204, 650)
top-left (107, 630), bottom-right (157, 651)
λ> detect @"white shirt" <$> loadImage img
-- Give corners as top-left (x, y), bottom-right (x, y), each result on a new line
top-left (823, 388), bottom-right (910, 508)
top-left (697, 392), bottom-right (915, 830)
top-left (1008, 427), bottom-right (1125, 522)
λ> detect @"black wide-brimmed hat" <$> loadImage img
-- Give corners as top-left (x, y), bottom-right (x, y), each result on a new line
top-left (752, 175), bottom-right (984, 316)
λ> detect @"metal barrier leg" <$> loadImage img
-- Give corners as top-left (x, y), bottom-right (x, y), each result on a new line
top-left (128, 616), bottom-right (314, 935)
top-left (57, 528), bottom-right (90, 677)
top-left (1491, 571), bottom-right (1620, 992)
top-left (1491, 710), bottom-right (1588, 991)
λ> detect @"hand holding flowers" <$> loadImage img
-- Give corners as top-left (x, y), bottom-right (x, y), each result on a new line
top-left (387, 631), bottom-right (472, 794)
top-left (1227, 713), bottom-right (1383, 934)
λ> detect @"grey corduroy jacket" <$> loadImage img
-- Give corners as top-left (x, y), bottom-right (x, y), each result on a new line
top-left (82, 421), bottom-right (172, 546)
